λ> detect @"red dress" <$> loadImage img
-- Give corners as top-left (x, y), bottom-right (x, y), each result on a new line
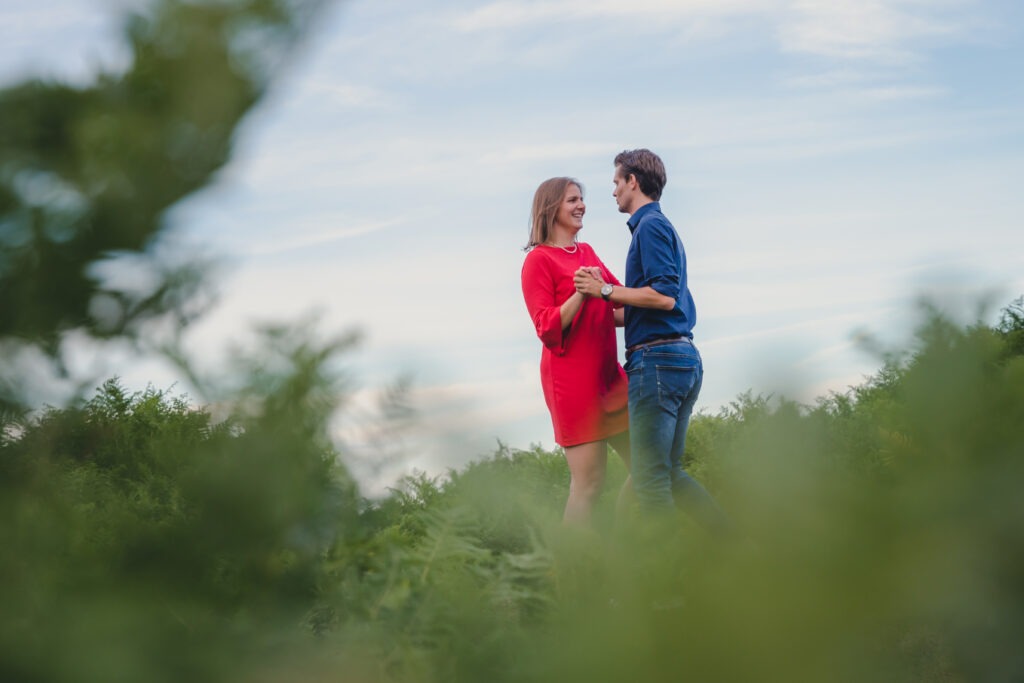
top-left (521, 243), bottom-right (629, 447)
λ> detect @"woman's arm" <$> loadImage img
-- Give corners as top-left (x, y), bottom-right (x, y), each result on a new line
top-left (559, 290), bottom-right (587, 330)
top-left (523, 253), bottom-right (585, 353)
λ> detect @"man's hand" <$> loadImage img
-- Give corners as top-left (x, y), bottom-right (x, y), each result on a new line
top-left (573, 267), bottom-right (605, 297)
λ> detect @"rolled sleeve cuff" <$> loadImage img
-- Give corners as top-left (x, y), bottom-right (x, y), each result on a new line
top-left (648, 277), bottom-right (679, 301)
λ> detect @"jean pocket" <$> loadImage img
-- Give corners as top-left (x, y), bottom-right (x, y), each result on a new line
top-left (655, 364), bottom-right (698, 407)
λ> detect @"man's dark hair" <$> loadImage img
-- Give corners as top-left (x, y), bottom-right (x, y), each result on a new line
top-left (614, 148), bottom-right (667, 201)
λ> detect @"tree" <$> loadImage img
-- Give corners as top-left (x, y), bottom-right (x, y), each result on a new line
top-left (0, 0), bottom-right (330, 415)
top-left (997, 295), bottom-right (1024, 358)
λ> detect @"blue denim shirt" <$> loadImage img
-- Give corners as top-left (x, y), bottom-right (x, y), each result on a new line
top-left (623, 202), bottom-right (697, 348)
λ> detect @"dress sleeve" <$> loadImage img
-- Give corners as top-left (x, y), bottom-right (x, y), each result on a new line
top-left (521, 251), bottom-right (567, 354)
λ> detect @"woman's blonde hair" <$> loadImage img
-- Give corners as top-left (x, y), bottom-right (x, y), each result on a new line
top-left (524, 177), bottom-right (583, 251)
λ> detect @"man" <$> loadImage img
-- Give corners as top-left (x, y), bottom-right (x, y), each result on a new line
top-left (574, 149), bottom-right (730, 532)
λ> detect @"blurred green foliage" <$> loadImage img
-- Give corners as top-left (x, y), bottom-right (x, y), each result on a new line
top-left (3, 297), bottom-right (1023, 682)
top-left (3, 1), bottom-right (1024, 681)
top-left (1, 319), bottom-right (360, 682)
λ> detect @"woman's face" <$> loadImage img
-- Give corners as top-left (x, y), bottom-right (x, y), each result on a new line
top-left (554, 183), bottom-right (585, 232)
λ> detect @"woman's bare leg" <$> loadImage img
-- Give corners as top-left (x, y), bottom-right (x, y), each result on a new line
top-left (562, 440), bottom-right (609, 526)
top-left (608, 431), bottom-right (634, 520)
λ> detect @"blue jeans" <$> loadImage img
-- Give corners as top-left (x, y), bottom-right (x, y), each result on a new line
top-left (624, 339), bottom-right (731, 532)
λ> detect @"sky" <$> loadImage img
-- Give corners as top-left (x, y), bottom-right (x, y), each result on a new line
top-left (3, 0), bottom-right (1023, 493)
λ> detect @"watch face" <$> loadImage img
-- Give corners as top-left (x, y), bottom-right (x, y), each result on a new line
top-left (601, 284), bottom-right (613, 296)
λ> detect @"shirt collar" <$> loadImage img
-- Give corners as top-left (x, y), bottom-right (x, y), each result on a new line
top-left (627, 201), bottom-right (661, 233)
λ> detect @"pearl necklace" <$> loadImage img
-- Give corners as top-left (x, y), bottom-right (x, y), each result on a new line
top-left (545, 241), bottom-right (578, 254)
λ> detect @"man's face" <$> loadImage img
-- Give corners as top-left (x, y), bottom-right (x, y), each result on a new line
top-left (612, 166), bottom-right (635, 214)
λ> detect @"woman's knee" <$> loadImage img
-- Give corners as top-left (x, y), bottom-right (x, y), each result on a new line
top-left (571, 471), bottom-right (605, 500)
top-left (565, 442), bottom-right (607, 495)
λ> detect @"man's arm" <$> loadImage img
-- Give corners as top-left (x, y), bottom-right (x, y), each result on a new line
top-left (573, 269), bottom-right (675, 311)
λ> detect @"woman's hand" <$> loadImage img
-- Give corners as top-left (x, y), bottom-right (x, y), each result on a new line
top-left (573, 267), bottom-right (604, 297)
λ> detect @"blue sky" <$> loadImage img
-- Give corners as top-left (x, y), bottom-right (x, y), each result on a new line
top-left (4, 0), bottom-right (1023, 492)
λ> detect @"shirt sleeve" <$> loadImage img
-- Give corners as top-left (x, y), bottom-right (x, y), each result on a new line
top-left (521, 251), bottom-right (567, 354)
top-left (635, 219), bottom-right (681, 300)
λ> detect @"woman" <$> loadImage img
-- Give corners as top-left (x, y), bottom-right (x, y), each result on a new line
top-left (521, 177), bottom-right (631, 526)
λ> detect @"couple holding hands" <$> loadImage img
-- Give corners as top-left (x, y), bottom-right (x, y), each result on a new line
top-left (521, 148), bottom-right (731, 535)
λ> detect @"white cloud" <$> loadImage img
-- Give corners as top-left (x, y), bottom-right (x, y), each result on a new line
top-left (334, 366), bottom-right (549, 492)
top-left (453, 0), bottom-right (779, 31)
top-left (781, 68), bottom-right (948, 99)
top-left (0, 1), bottom-right (126, 85)
top-left (0, 1), bottom-right (109, 32)
top-left (854, 84), bottom-right (948, 100)
top-left (450, 0), bottom-right (992, 81)
top-left (779, 0), bottom-right (975, 62)
top-left (482, 142), bottom-right (613, 164)
top-left (245, 217), bottom-right (405, 255)
top-left (299, 80), bottom-right (396, 109)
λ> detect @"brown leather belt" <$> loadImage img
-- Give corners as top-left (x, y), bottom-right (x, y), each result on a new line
top-left (626, 335), bottom-right (693, 355)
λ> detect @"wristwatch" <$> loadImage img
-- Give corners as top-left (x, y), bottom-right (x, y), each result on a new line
top-left (600, 283), bottom-right (614, 301)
